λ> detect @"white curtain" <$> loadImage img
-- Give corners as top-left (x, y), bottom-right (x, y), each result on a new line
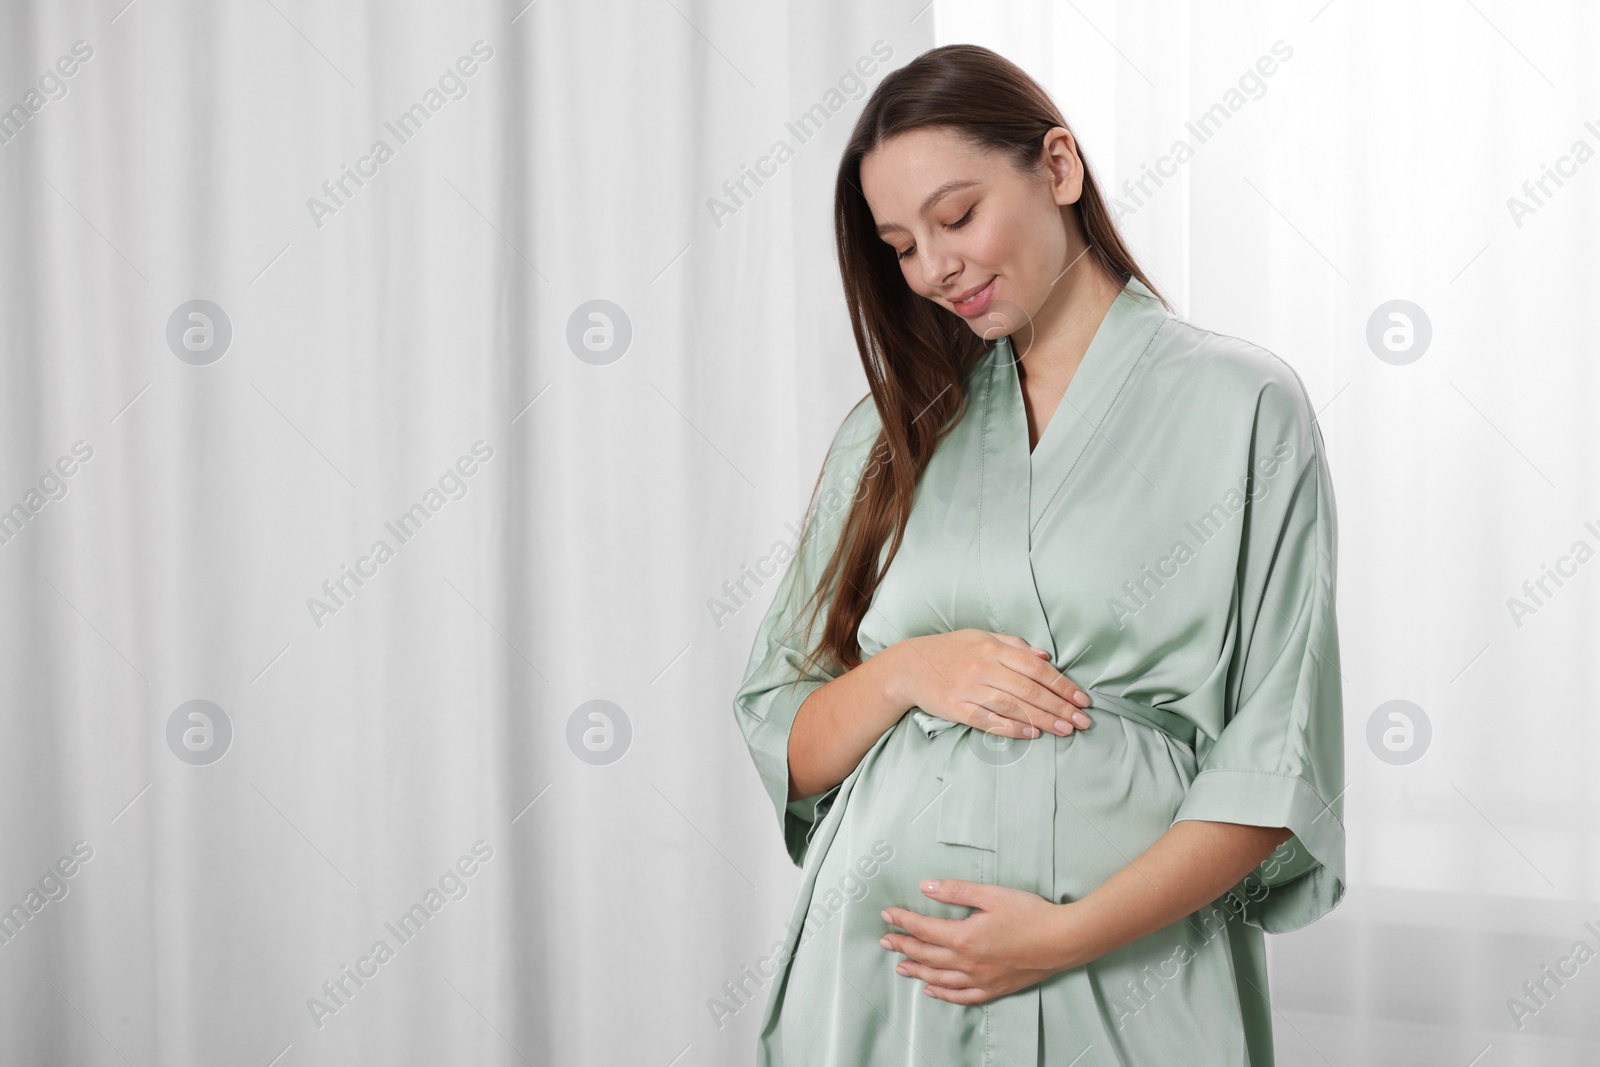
top-left (940, 0), bottom-right (1600, 1062)
top-left (0, 1), bottom-right (929, 1064)
top-left (1, 0), bottom-right (1594, 1063)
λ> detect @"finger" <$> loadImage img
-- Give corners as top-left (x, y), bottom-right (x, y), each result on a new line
top-left (881, 906), bottom-right (968, 946)
top-left (879, 933), bottom-right (964, 970)
top-left (969, 704), bottom-right (1040, 739)
top-left (895, 960), bottom-right (974, 988)
top-left (1021, 677), bottom-right (1091, 734)
top-left (990, 633), bottom-right (1057, 664)
top-left (920, 878), bottom-right (991, 910)
top-left (923, 984), bottom-right (993, 1005)
top-left (988, 672), bottom-right (1086, 736)
top-left (971, 688), bottom-right (1064, 733)
top-left (1007, 653), bottom-right (1093, 712)
top-left (972, 690), bottom-right (1066, 738)
top-left (988, 633), bottom-right (1039, 654)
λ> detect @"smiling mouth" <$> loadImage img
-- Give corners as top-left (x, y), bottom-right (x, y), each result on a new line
top-left (948, 277), bottom-right (997, 319)
top-left (951, 277), bottom-right (995, 306)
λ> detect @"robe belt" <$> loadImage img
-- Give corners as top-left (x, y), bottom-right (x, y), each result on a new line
top-left (909, 688), bottom-right (1196, 855)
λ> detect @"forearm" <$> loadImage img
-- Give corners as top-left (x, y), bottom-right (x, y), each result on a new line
top-left (1049, 820), bottom-right (1294, 970)
top-left (786, 645), bottom-right (910, 801)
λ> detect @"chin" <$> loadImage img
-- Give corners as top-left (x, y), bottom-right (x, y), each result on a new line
top-left (963, 299), bottom-right (1034, 341)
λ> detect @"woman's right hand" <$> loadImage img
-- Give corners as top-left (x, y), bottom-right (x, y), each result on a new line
top-left (883, 629), bottom-right (1093, 738)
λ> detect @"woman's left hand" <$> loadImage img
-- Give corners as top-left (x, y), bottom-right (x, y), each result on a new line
top-left (878, 879), bottom-right (1091, 1004)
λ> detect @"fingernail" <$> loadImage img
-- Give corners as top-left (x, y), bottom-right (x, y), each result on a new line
top-left (1072, 690), bottom-right (1091, 707)
top-left (881, 910), bottom-right (891, 922)
top-left (1072, 711), bottom-right (1091, 728)
top-left (897, 964), bottom-right (909, 975)
top-left (1053, 718), bottom-right (1070, 734)
top-left (1024, 725), bottom-right (1039, 738)
top-left (880, 937), bottom-right (891, 949)
top-left (923, 880), bottom-right (940, 893)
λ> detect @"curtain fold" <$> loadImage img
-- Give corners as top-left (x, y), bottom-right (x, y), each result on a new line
top-left (0, 2), bottom-right (927, 1064)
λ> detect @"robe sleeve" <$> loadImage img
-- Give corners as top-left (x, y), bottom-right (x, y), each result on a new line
top-left (733, 396), bottom-right (880, 868)
top-left (1171, 367), bottom-right (1347, 933)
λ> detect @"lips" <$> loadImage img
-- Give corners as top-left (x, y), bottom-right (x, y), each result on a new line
top-left (949, 276), bottom-right (996, 319)
top-left (951, 277), bottom-right (994, 304)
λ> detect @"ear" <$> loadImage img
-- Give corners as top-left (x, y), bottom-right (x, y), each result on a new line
top-left (1039, 126), bottom-right (1085, 206)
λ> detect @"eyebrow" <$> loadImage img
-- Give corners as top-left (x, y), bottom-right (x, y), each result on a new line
top-left (874, 179), bottom-right (982, 237)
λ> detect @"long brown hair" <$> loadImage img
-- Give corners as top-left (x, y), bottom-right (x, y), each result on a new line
top-left (796, 43), bottom-right (1168, 675)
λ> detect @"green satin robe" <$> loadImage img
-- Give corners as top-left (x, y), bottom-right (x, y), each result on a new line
top-left (733, 275), bottom-right (1346, 1066)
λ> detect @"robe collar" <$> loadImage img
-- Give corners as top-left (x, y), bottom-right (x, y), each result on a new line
top-left (972, 273), bottom-right (1170, 659)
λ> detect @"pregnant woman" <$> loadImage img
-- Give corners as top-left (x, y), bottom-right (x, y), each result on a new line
top-left (734, 44), bottom-right (1345, 1066)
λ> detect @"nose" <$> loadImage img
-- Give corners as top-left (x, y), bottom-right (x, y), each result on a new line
top-left (915, 241), bottom-right (962, 294)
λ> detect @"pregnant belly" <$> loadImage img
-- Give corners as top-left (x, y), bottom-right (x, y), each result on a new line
top-left (795, 709), bottom-right (1200, 951)
top-left (770, 712), bottom-right (1248, 1066)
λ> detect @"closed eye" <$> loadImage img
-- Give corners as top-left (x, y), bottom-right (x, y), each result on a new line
top-left (894, 206), bottom-right (977, 262)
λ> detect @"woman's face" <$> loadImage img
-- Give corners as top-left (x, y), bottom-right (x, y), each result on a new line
top-left (859, 126), bottom-right (1084, 338)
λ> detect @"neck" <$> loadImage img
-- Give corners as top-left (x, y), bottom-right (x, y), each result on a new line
top-left (1013, 254), bottom-right (1123, 386)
